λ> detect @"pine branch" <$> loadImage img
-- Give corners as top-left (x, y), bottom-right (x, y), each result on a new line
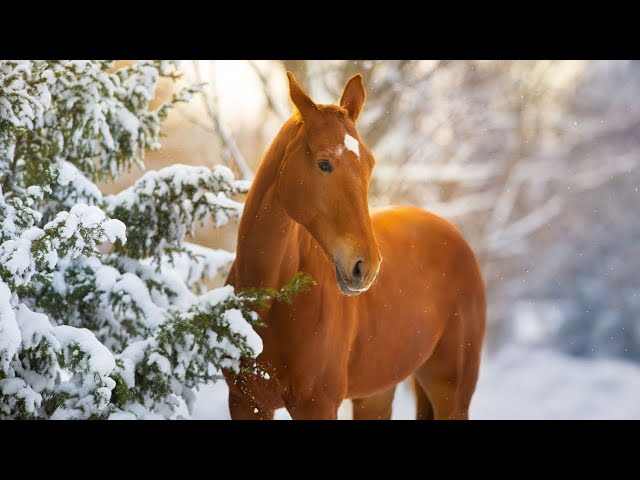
top-left (1, 134), bottom-right (22, 194)
top-left (105, 164), bottom-right (248, 260)
top-left (0, 60), bottom-right (273, 419)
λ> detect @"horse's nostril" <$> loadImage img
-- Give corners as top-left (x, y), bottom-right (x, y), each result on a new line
top-left (352, 260), bottom-right (364, 282)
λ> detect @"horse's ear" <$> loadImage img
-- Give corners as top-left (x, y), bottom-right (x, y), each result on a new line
top-left (287, 71), bottom-right (318, 120)
top-left (340, 74), bottom-right (365, 123)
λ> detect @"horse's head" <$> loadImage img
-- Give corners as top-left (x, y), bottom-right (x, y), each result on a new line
top-left (278, 72), bottom-right (381, 296)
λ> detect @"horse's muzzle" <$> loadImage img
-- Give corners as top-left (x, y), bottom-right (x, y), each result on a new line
top-left (334, 263), bottom-right (373, 296)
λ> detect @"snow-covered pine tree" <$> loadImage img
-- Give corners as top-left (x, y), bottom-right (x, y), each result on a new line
top-left (0, 60), bottom-right (313, 419)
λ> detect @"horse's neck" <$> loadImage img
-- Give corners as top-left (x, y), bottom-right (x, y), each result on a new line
top-left (234, 120), bottom-right (310, 290)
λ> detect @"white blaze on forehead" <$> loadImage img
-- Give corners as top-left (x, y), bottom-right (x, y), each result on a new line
top-left (344, 133), bottom-right (360, 158)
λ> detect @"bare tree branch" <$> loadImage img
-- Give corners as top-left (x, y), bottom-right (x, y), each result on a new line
top-left (486, 195), bottom-right (563, 255)
top-left (193, 61), bottom-right (254, 180)
top-left (176, 107), bottom-right (216, 133)
top-left (248, 61), bottom-right (288, 122)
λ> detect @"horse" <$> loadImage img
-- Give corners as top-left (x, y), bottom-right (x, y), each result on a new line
top-left (223, 71), bottom-right (486, 420)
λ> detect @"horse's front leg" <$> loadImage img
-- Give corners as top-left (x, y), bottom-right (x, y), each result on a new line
top-left (224, 366), bottom-right (281, 420)
top-left (285, 387), bottom-right (341, 420)
top-left (228, 390), bottom-right (275, 420)
top-left (287, 400), bottom-right (339, 420)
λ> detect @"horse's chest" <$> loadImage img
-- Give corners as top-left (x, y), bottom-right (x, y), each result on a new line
top-left (258, 298), bottom-right (355, 381)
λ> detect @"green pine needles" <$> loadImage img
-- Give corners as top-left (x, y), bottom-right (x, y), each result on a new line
top-left (0, 60), bottom-right (314, 419)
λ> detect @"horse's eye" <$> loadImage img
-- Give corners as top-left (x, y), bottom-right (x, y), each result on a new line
top-left (318, 159), bottom-right (333, 173)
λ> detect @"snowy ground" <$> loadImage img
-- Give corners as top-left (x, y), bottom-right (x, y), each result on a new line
top-left (192, 347), bottom-right (640, 420)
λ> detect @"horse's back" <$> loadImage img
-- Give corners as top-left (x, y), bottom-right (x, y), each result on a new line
top-left (371, 205), bottom-right (483, 286)
top-left (372, 205), bottom-right (464, 241)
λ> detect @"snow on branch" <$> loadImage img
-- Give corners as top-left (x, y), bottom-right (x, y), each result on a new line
top-left (106, 164), bottom-right (249, 260)
top-left (0, 187), bottom-right (126, 289)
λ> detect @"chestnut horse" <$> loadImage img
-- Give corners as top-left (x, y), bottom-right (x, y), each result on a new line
top-left (223, 72), bottom-right (486, 420)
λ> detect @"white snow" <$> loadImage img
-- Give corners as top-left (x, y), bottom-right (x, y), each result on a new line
top-left (102, 219), bottom-right (127, 244)
top-left (112, 273), bottom-right (163, 328)
top-left (55, 160), bottom-right (104, 206)
top-left (223, 308), bottom-right (263, 356)
top-left (41, 69), bottom-right (56, 85)
top-left (0, 377), bottom-right (28, 395)
top-left (109, 402), bottom-right (165, 420)
top-left (0, 377), bottom-right (42, 414)
top-left (191, 347), bottom-right (640, 420)
top-left (344, 133), bottom-right (360, 158)
top-left (57, 213), bottom-right (78, 239)
top-left (116, 107), bottom-right (140, 139)
top-left (72, 204), bottom-right (106, 228)
top-left (43, 250), bottom-right (58, 269)
top-left (118, 338), bottom-right (157, 388)
top-left (27, 186), bottom-right (43, 199)
top-left (57, 161), bottom-right (78, 186)
top-left (69, 60), bottom-right (89, 73)
top-left (212, 165), bottom-right (235, 185)
top-left (235, 179), bottom-right (252, 192)
top-left (198, 285), bottom-right (235, 309)
top-left (95, 386), bottom-right (112, 411)
top-left (0, 227), bottom-right (44, 286)
top-left (37, 86), bottom-right (51, 110)
top-left (53, 325), bottom-right (116, 378)
top-left (0, 280), bottom-right (21, 372)
top-left (470, 347), bottom-right (640, 419)
top-left (94, 264), bottom-right (121, 291)
top-left (158, 242), bottom-right (234, 288)
top-left (15, 304), bottom-right (59, 351)
top-left (120, 339), bottom-right (156, 366)
top-left (108, 411), bottom-right (137, 420)
top-left (1, 193), bottom-right (17, 234)
top-left (510, 300), bottom-right (567, 344)
top-left (148, 352), bottom-right (171, 374)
